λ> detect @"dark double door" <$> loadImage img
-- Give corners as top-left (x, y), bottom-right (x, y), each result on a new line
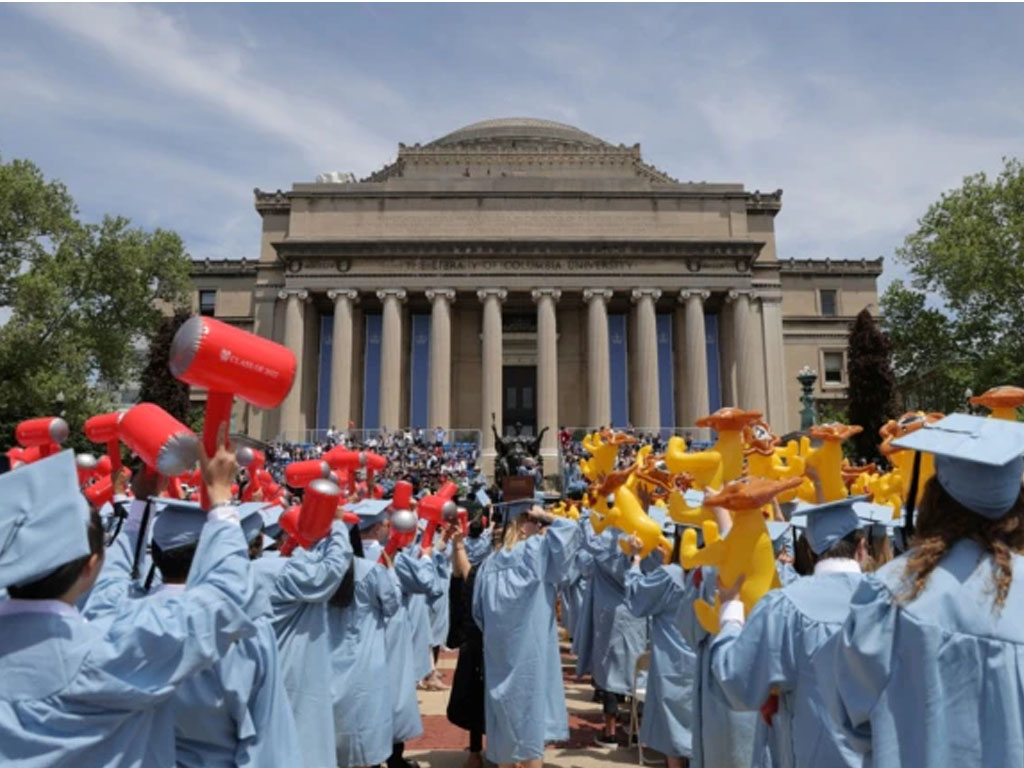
top-left (502, 366), bottom-right (537, 437)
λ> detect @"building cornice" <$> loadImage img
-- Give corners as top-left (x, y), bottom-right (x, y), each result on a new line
top-left (253, 188), bottom-right (291, 214)
top-left (779, 257), bottom-right (884, 276)
top-left (190, 257), bottom-right (258, 276)
top-left (270, 238), bottom-right (766, 265)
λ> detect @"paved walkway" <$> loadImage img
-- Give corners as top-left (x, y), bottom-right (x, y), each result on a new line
top-left (407, 646), bottom-right (653, 768)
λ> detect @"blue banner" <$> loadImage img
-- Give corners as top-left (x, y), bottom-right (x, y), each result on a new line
top-left (608, 314), bottom-right (629, 428)
top-left (316, 314), bottom-right (333, 432)
top-left (363, 314), bottom-right (382, 430)
top-left (409, 314), bottom-right (430, 429)
top-left (705, 313), bottom-right (721, 413)
top-left (657, 314), bottom-right (674, 429)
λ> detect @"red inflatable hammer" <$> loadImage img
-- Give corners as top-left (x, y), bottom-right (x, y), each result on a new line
top-left (169, 316), bottom-right (296, 461)
top-left (119, 402), bottom-right (199, 477)
top-left (16, 417), bottom-right (69, 459)
top-left (84, 411), bottom-right (125, 472)
top-left (280, 478), bottom-right (343, 556)
top-left (285, 459), bottom-right (331, 489)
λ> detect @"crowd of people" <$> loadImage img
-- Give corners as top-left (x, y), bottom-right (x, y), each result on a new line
top-left (265, 428), bottom-right (483, 498)
top-left (2, 406), bottom-right (1024, 768)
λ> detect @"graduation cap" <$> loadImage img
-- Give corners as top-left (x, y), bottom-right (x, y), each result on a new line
top-left (0, 450), bottom-right (91, 590)
top-left (343, 498), bottom-right (392, 530)
top-left (260, 504), bottom-right (286, 538)
top-left (238, 502), bottom-right (269, 544)
top-left (766, 521), bottom-right (793, 555)
top-left (891, 413), bottom-right (1024, 520)
top-left (790, 496), bottom-right (867, 556)
top-left (475, 488), bottom-right (492, 507)
top-left (854, 500), bottom-right (906, 539)
top-left (647, 504), bottom-right (675, 536)
top-left (152, 499), bottom-right (207, 551)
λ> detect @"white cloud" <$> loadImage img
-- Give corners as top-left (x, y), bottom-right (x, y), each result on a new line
top-left (20, 3), bottom-right (395, 176)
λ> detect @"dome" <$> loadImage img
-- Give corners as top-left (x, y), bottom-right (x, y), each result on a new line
top-left (427, 117), bottom-right (610, 148)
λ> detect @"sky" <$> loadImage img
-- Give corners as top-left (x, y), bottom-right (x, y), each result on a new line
top-left (2, 3), bottom-right (1023, 290)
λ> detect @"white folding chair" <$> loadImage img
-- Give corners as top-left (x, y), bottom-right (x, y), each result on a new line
top-left (628, 651), bottom-right (651, 765)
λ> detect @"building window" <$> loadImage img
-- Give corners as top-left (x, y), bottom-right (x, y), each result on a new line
top-left (819, 289), bottom-right (838, 317)
top-left (199, 290), bottom-right (217, 317)
top-left (823, 351), bottom-right (844, 384)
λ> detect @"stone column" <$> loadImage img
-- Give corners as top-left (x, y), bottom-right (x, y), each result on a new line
top-left (478, 289), bottom-right (507, 479)
top-left (630, 288), bottom-right (662, 430)
top-left (583, 288), bottom-right (613, 428)
top-left (326, 289), bottom-right (358, 431)
top-left (376, 289), bottom-right (407, 431)
top-left (729, 289), bottom-right (763, 412)
top-left (426, 288), bottom-right (456, 431)
top-left (278, 288), bottom-right (309, 440)
top-left (760, 294), bottom-right (789, 429)
top-left (532, 288), bottom-right (561, 471)
top-left (678, 289), bottom-right (711, 427)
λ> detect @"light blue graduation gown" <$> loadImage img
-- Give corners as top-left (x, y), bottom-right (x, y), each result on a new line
top-left (328, 557), bottom-right (401, 767)
top-left (589, 526), bottom-right (649, 695)
top-left (472, 518), bottom-right (582, 764)
top-left (167, 592), bottom-right (301, 768)
top-left (679, 566), bottom-right (760, 768)
top-left (389, 548), bottom-right (443, 742)
top-left (0, 519), bottom-right (256, 768)
top-left (571, 521), bottom-right (598, 675)
top-left (464, 529), bottom-right (492, 566)
top-left (394, 548), bottom-right (444, 680)
top-left (711, 567), bottom-right (864, 768)
top-left (428, 542), bottom-right (453, 647)
top-left (624, 563), bottom-right (696, 758)
top-left (252, 522), bottom-right (353, 768)
top-left (818, 540), bottom-right (1024, 768)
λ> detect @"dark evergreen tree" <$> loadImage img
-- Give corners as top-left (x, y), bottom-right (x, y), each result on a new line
top-left (847, 308), bottom-right (898, 462)
top-left (138, 308), bottom-right (192, 423)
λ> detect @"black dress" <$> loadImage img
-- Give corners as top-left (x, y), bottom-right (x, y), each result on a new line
top-left (446, 564), bottom-right (486, 734)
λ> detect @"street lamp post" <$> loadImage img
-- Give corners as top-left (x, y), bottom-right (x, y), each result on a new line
top-left (797, 367), bottom-right (818, 431)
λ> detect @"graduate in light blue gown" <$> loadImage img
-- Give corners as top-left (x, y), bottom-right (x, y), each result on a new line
top-left (571, 513), bottom-right (599, 677)
top-left (380, 522), bottom-right (444, 767)
top-left (472, 506), bottom-right (581, 768)
top-left (623, 526), bottom-right (696, 767)
top-left (253, 513), bottom-right (353, 768)
top-left (588, 523), bottom-right (651, 746)
top-left (710, 496), bottom-right (869, 768)
top-left (463, 524), bottom-right (492, 566)
top-left (122, 501), bottom-right (300, 768)
top-left (0, 448), bottom-right (258, 768)
top-left (327, 507), bottom-right (401, 768)
top-left (679, 560), bottom-right (760, 768)
top-left (427, 534), bottom-right (453, 660)
top-left (818, 414), bottom-right (1024, 768)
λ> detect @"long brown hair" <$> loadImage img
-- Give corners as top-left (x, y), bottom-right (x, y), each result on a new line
top-left (901, 477), bottom-right (1024, 611)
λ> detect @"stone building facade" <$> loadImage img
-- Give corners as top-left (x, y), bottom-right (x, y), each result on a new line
top-left (189, 118), bottom-right (881, 473)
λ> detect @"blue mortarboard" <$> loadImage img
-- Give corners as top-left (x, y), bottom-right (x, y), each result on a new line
top-left (475, 488), bottom-right (492, 507)
top-left (766, 521), bottom-right (793, 555)
top-left (344, 499), bottom-right (392, 530)
top-left (790, 495), bottom-right (867, 556)
top-left (260, 504), bottom-right (285, 536)
top-left (0, 450), bottom-right (90, 589)
top-left (854, 501), bottom-right (907, 538)
top-left (238, 502), bottom-right (268, 544)
top-left (152, 499), bottom-right (207, 551)
top-left (647, 504), bottom-right (674, 535)
top-left (505, 499), bottom-right (534, 518)
top-left (891, 413), bottom-right (1024, 520)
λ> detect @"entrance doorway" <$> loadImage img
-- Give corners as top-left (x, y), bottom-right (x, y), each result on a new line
top-left (502, 366), bottom-right (537, 436)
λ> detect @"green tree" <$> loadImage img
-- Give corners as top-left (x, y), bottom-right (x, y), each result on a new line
top-left (0, 154), bottom-right (192, 447)
top-left (138, 308), bottom-right (193, 425)
top-left (846, 308), bottom-right (897, 461)
top-left (883, 156), bottom-right (1024, 411)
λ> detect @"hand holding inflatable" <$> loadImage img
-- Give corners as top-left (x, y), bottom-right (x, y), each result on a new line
top-left (681, 475), bottom-right (802, 634)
